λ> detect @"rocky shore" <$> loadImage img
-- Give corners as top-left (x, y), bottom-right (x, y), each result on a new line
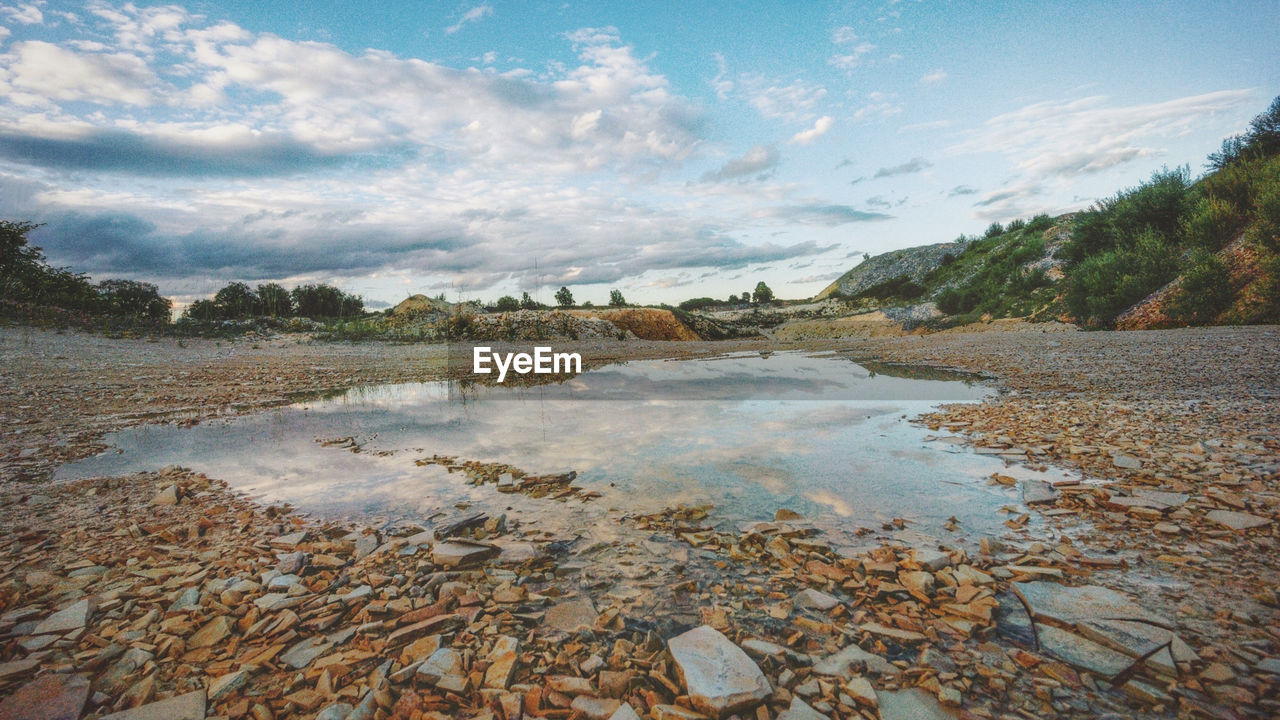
top-left (1, 324), bottom-right (1278, 719)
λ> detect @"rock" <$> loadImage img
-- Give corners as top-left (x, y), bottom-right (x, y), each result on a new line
top-left (1255, 657), bottom-right (1280, 674)
top-left (1112, 453), bottom-right (1143, 470)
top-left (33, 597), bottom-right (95, 635)
top-left (911, 548), bottom-right (951, 571)
top-left (858, 622), bottom-right (926, 643)
top-left (812, 643), bottom-right (895, 676)
top-left (168, 587), bottom-right (200, 612)
top-left (651, 705), bottom-right (709, 720)
top-left (777, 696), bottom-right (828, 720)
top-left (842, 676), bottom-right (877, 706)
top-left (430, 540), bottom-right (499, 567)
top-left (271, 531), bottom-right (308, 548)
top-left (315, 703), bottom-right (354, 720)
top-left (775, 509), bottom-right (804, 521)
top-left (1036, 625), bottom-right (1134, 678)
top-left (571, 696), bottom-right (621, 720)
top-left (877, 688), bottom-right (957, 720)
top-left (598, 670), bottom-right (633, 698)
top-left (208, 669), bottom-right (249, 701)
top-left (1206, 509), bottom-right (1271, 530)
top-left (544, 599), bottom-right (598, 632)
top-left (417, 648), bottom-right (464, 684)
top-left (353, 534), bottom-right (379, 560)
top-left (0, 673), bottom-right (91, 720)
top-left (276, 551), bottom-right (307, 575)
top-left (547, 675), bottom-right (594, 695)
top-left (99, 689), bottom-right (207, 720)
top-left (95, 647), bottom-right (154, 695)
top-left (1012, 581), bottom-right (1158, 625)
top-left (0, 658), bottom-right (41, 681)
top-left (151, 485), bottom-right (179, 505)
top-left (1122, 679), bottom-right (1172, 705)
top-left (188, 616), bottom-right (232, 648)
top-left (608, 704), bottom-right (642, 720)
top-left (1021, 480), bottom-right (1057, 505)
top-left (899, 571), bottom-right (935, 597)
top-left (483, 635), bottom-right (518, 689)
top-left (280, 636), bottom-right (333, 670)
top-left (793, 588), bottom-right (839, 611)
top-left (666, 625), bottom-right (771, 719)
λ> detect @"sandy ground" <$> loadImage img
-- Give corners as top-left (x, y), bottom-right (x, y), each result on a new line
top-left (2, 323), bottom-right (1279, 719)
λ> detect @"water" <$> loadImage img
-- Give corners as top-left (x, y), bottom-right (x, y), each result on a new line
top-left (58, 351), bottom-right (1074, 545)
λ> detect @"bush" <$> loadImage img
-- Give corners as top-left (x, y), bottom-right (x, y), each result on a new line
top-left (554, 286), bottom-right (574, 307)
top-left (1026, 214), bottom-right (1054, 232)
top-left (853, 275), bottom-right (926, 302)
top-left (494, 295), bottom-right (519, 311)
top-left (609, 289), bottom-right (626, 307)
top-left (1182, 195), bottom-right (1246, 251)
top-left (1254, 180), bottom-right (1280, 251)
top-left (1168, 251), bottom-right (1233, 325)
top-left (1006, 218), bottom-right (1026, 232)
top-left (984, 222), bottom-right (1004, 238)
top-left (1065, 230), bottom-right (1179, 326)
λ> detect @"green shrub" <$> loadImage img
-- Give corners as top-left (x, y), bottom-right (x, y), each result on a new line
top-left (1182, 195), bottom-right (1246, 251)
top-left (1026, 214), bottom-right (1054, 232)
top-left (1065, 230), bottom-right (1179, 326)
top-left (1006, 218), bottom-right (1026, 232)
top-left (1168, 251), bottom-right (1233, 325)
top-left (1254, 180), bottom-right (1280, 251)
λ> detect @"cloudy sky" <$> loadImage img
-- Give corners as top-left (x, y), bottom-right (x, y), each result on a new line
top-left (0, 1), bottom-right (1275, 307)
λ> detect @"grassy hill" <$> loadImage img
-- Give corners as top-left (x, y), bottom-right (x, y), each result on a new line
top-left (821, 95), bottom-right (1280, 329)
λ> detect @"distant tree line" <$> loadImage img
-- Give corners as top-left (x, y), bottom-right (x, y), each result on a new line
top-left (679, 281), bottom-right (775, 311)
top-left (1, 220), bottom-right (170, 322)
top-left (184, 281), bottom-right (364, 322)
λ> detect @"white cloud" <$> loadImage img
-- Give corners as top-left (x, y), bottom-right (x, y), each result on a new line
top-left (831, 26), bottom-right (858, 44)
top-left (951, 90), bottom-right (1255, 180)
top-left (445, 4), bottom-right (492, 35)
top-left (789, 115), bottom-right (833, 145)
top-left (920, 68), bottom-right (947, 85)
top-left (3, 3), bottom-right (43, 24)
top-left (0, 25), bottom-right (10, 39)
top-left (702, 144), bottom-right (780, 182)
top-left (743, 76), bottom-right (827, 122)
top-left (828, 42), bottom-right (875, 72)
top-left (2, 40), bottom-right (156, 105)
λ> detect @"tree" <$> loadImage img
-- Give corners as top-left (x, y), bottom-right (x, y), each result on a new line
top-left (213, 282), bottom-right (259, 319)
top-left (727, 294), bottom-right (738, 304)
top-left (609, 289), bottom-right (626, 306)
top-left (984, 222), bottom-right (1004, 238)
top-left (555, 286), bottom-right (574, 307)
top-left (520, 291), bottom-right (538, 310)
top-left (257, 283), bottom-right (293, 317)
top-left (743, 289), bottom-right (754, 305)
top-left (96, 279), bottom-right (170, 321)
top-left (495, 295), bottom-right (519, 311)
top-left (184, 299), bottom-right (220, 321)
top-left (292, 283), bottom-right (363, 319)
top-left (753, 281), bottom-right (774, 304)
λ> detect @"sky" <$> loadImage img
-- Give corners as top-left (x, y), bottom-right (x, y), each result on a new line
top-left (0, 1), bottom-right (1275, 308)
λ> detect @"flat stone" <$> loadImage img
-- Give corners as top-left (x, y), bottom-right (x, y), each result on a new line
top-left (842, 676), bottom-right (877, 706)
top-left (812, 643), bottom-right (895, 676)
top-left (430, 541), bottom-right (499, 567)
top-left (793, 588), bottom-right (839, 611)
top-left (207, 670), bottom-right (248, 701)
top-left (188, 616), bottom-right (232, 648)
top-left (910, 548), bottom-right (951, 571)
top-left (95, 647), bottom-right (154, 695)
top-left (652, 705), bottom-right (709, 720)
top-left (609, 704), bottom-right (642, 720)
top-left (276, 551), bottom-right (308, 575)
top-left (1076, 618), bottom-right (1197, 670)
top-left (271, 531), bottom-right (308, 548)
top-left (33, 598), bottom-right (94, 635)
top-left (353, 534), bottom-right (379, 560)
top-left (547, 675), bottom-right (594, 695)
top-left (571, 696), bottom-right (622, 720)
top-left (315, 703), bottom-right (355, 720)
top-left (776, 696), bottom-right (828, 720)
top-left (1037, 625), bottom-right (1134, 678)
top-left (899, 571), bottom-right (935, 596)
top-left (484, 635), bottom-right (519, 689)
top-left (1255, 657), bottom-right (1280, 674)
top-left (168, 587), bottom-right (200, 612)
top-left (152, 485), bottom-right (179, 505)
top-left (1021, 480), bottom-right (1057, 505)
top-left (1012, 581), bottom-right (1159, 625)
top-left (417, 648), bottom-right (464, 684)
top-left (877, 688), bottom-right (956, 720)
top-left (0, 673), bottom-right (90, 720)
top-left (858, 622), bottom-right (926, 643)
top-left (280, 636), bottom-right (333, 669)
top-left (0, 658), bottom-right (41, 681)
top-left (1112, 453), bottom-right (1143, 470)
top-left (1206, 509), bottom-right (1270, 530)
top-left (1131, 489), bottom-right (1188, 507)
top-left (99, 689), bottom-right (206, 720)
top-left (667, 625), bottom-right (771, 719)
top-left (544, 599), bottom-right (598, 632)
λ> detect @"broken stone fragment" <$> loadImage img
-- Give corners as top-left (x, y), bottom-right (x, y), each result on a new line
top-left (1205, 509), bottom-right (1271, 531)
top-left (33, 597), bottom-right (95, 635)
top-left (1036, 625), bottom-right (1134, 679)
top-left (483, 635), bottom-right (519, 689)
top-left (151, 484), bottom-right (179, 505)
top-left (776, 696), bottom-right (828, 720)
top-left (99, 689), bottom-right (207, 720)
top-left (429, 540), bottom-right (499, 567)
top-left (187, 615), bottom-right (232, 648)
top-left (207, 669), bottom-right (249, 701)
top-left (417, 648), bottom-right (464, 685)
top-left (812, 642), bottom-right (896, 677)
top-left (0, 672), bottom-right (90, 720)
top-left (571, 695), bottom-right (622, 720)
top-left (793, 588), bottom-right (839, 611)
top-left (876, 688), bottom-right (957, 720)
top-left (279, 636), bottom-right (333, 670)
top-left (666, 625), bottom-right (771, 719)
top-left (544, 599), bottom-right (598, 632)
top-left (608, 704), bottom-right (642, 720)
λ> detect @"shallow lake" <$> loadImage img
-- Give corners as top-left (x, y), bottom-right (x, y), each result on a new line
top-left (58, 351), bottom-right (1073, 546)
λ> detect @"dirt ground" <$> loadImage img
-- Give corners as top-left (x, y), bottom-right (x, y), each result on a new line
top-left (1, 323), bottom-right (1278, 719)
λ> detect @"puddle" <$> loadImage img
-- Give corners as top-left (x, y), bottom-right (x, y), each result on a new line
top-left (58, 352), bottom-right (1076, 545)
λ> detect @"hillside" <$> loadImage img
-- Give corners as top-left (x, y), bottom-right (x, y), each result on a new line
top-left (808, 95), bottom-right (1280, 331)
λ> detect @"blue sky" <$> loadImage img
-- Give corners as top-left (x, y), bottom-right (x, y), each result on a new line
top-left (0, 1), bottom-right (1275, 308)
